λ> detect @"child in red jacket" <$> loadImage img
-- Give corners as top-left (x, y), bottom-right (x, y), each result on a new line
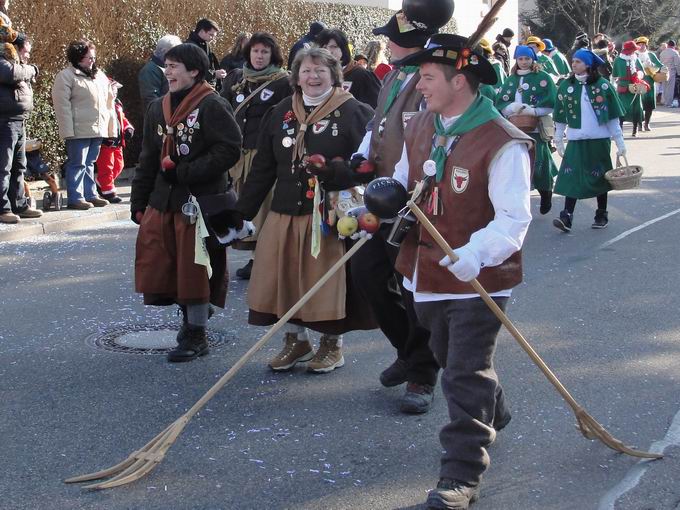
top-left (96, 80), bottom-right (133, 203)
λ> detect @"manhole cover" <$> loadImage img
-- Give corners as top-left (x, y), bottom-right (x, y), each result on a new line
top-left (86, 323), bottom-right (231, 355)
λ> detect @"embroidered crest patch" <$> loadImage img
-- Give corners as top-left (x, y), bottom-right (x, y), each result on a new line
top-left (402, 111), bottom-right (417, 128)
top-left (312, 119), bottom-right (330, 134)
top-left (186, 109), bottom-right (199, 127)
top-left (260, 88), bottom-right (274, 101)
top-left (451, 167), bottom-right (470, 193)
top-left (342, 81), bottom-right (353, 92)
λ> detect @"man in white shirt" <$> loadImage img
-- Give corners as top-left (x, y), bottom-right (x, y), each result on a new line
top-left (390, 33), bottom-right (533, 509)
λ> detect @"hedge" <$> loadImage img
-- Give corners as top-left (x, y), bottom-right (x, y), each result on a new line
top-left (11, 0), bottom-right (456, 170)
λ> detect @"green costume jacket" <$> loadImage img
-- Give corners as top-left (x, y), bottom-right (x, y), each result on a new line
top-left (551, 51), bottom-right (571, 76)
top-left (495, 70), bottom-right (557, 112)
top-left (554, 76), bottom-right (625, 128)
top-left (538, 54), bottom-right (559, 77)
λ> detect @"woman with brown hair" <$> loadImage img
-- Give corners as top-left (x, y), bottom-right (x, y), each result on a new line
top-left (221, 32), bottom-right (291, 279)
top-left (236, 47), bottom-right (374, 374)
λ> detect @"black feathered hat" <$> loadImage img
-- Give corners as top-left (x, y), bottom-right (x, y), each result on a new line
top-left (373, 0), bottom-right (454, 49)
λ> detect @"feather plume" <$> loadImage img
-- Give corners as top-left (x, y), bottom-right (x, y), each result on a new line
top-left (466, 0), bottom-right (509, 51)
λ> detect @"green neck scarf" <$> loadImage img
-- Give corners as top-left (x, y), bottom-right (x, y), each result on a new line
top-left (431, 94), bottom-right (501, 182)
top-left (382, 65), bottom-right (419, 116)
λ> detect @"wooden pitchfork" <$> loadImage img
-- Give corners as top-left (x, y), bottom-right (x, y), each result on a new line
top-left (407, 200), bottom-right (661, 460)
top-left (65, 235), bottom-right (371, 490)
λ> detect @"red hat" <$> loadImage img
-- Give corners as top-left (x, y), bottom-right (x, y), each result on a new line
top-left (622, 40), bottom-right (640, 55)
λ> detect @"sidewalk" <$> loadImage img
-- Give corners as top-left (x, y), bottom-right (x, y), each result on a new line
top-left (0, 171), bottom-right (133, 243)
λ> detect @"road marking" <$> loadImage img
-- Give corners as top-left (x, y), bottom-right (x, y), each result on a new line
top-left (597, 408), bottom-right (680, 509)
top-left (598, 208), bottom-right (680, 250)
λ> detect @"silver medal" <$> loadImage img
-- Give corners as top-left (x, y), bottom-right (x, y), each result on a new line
top-left (423, 159), bottom-right (437, 177)
top-left (236, 94), bottom-right (245, 103)
top-left (282, 136), bottom-right (293, 148)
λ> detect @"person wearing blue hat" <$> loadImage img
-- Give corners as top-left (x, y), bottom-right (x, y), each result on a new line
top-left (496, 45), bottom-right (558, 214)
top-left (389, 31), bottom-right (533, 510)
top-left (552, 48), bottom-right (626, 232)
top-left (543, 38), bottom-right (570, 78)
top-left (526, 35), bottom-right (559, 78)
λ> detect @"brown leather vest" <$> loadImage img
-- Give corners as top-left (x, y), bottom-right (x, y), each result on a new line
top-left (395, 111), bottom-right (532, 294)
top-left (369, 69), bottom-right (423, 178)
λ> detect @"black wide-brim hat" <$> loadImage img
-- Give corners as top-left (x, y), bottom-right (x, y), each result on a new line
top-left (373, 11), bottom-right (438, 49)
top-left (394, 33), bottom-right (497, 84)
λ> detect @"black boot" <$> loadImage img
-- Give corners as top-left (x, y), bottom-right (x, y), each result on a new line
top-left (553, 210), bottom-right (573, 232)
top-left (167, 325), bottom-right (209, 362)
top-left (176, 305), bottom-right (189, 344)
top-left (236, 259), bottom-right (253, 280)
top-left (379, 358), bottom-right (409, 387)
top-left (539, 190), bottom-right (552, 215)
top-left (427, 479), bottom-right (480, 510)
top-left (592, 209), bottom-right (609, 229)
top-left (644, 110), bottom-right (652, 131)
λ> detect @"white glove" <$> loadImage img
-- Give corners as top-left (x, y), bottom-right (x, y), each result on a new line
top-left (438, 247), bottom-right (481, 282)
top-left (522, 106), bottom-right (537, 116)
top-left (614, 136), bottom-right (627, 158)
top-left (555, 138), bottom-right (565, 157)
top-left (216, 221), bottom-right (256, 245)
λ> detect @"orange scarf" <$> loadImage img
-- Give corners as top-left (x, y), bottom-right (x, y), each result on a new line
top-left (161, 81), bottom-right (215, 162)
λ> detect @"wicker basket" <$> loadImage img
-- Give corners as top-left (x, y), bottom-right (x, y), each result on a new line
top-left (508, 114), bottom-right (538, 133)
top-left (605, 156), bottom-right (643, 190)
top-left (653, 71), bottom-right (668, 83)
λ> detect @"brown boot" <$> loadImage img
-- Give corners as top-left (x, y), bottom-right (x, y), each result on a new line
top-left (307, 335), bottom-right (344, 373)
top-left (269, 333), bottom-right (314, 371)
top-left (0, 211), bottom-right (19, 224)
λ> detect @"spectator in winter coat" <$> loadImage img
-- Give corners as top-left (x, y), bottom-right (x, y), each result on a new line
top-left (219, 32), bottom-right (250, 73)
top-left (0, 33), bottom-right (42, 223)
top-left (138, 34), bottom-right (181, 112)
top-left (52, 39), bottom-right (114, 209)
top-left (660, 40), bottom-right (680, 106)
top-left (287, 21), bottom-right (327, 69)
top-left (186, 18), bottom-right (225, 90)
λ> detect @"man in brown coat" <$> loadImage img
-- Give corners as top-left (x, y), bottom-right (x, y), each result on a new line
top-left (391, 34), bottom-right (532, 508)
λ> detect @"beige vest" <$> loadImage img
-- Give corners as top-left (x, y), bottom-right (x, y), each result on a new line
top-left (369, 69), bottom-right (423, 178)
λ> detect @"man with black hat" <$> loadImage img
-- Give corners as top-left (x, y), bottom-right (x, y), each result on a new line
top-left (494, 28), bottom-right (514, 74)
top-left (391, 33), bottom-right (532, 508)
top-left (350, 0), bottom-right (453, 414)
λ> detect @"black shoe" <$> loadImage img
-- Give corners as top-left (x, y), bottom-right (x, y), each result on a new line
top-left (592, 209), bottom-right (608, 229)
top-left (492, 409), bottom-right (512, 432)
top-left (379, 358), bottom-right (409, 387)
top-left (539, 191), bottom-right (552, 215)
top-left (236, 259), bottom-right (253, 280)
top-left (167, 325), bottom-right (209, 362)
top-left (427, 478), bottom-right (480, 509)
top-left (103, 193), bottom-right (123, 204)
top-left (553, 210), bottom-right (572, 232)
top-left (400, 382), bottom-right (434, 414)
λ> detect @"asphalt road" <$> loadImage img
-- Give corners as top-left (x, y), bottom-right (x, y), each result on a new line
top-left (1, 111), bottom-right (679, 510)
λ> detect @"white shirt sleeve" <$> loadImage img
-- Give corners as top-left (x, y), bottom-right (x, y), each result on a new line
top-left (353, 129), bottom-right (373, 159)
top-left (464, 142), bottom-right (532, 268)
top-left (393, 142), bottom-right (410, 188)
top-left (606, 117), bottom-right (623, 140)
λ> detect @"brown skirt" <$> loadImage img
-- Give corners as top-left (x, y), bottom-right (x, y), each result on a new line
top-left (247, 212), bottom-right (376, 335)
top-left (135, 208), bottom-right (228, 307)
top-left (230, 149), bottom-right (272, 250)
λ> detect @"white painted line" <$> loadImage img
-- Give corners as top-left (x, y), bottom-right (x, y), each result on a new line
top-left (597, 408), bottom-right (680, 509)
top-left (598, 208), bottom-right (680, 250)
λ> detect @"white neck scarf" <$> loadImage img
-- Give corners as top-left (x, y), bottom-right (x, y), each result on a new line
top-left (303, 87), bottom-right (333, 106)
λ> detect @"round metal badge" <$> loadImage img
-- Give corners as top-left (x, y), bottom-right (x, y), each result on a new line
top-left (282, 137), bottom-right (293, 148)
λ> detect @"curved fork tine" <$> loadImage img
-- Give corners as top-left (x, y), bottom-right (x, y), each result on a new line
top-left (65, 423), bottom-right (175, 483)
top-left (577, 411), bottom-right (662, 459)
top-left (83, 460), bottom-right (160, 490)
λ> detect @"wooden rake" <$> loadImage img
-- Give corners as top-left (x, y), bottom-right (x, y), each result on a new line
top-left (407, 201), bottom-right (661, 460)
top-left (65, 236), bottom-right (371, 490)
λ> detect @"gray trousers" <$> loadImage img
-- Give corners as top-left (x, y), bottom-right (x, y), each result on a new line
top-left (415, 297), bottom-right (509, 485)
top-left (662, 73), bottom-right (677, 106)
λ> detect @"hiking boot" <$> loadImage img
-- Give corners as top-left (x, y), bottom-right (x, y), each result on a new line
top-left (0, 211), bottom-right (19, 223)
top-left (87, 197), bottom-right (109, 207)
top-left (307, 335), bottom-right (345, 373)
top-left (167, 325), bottom-right (209, 362)
top-left (592, 209), bottom-right (608, 229)
top-left (400, 382), bottom-right (434, 414)
top-left (236, 259), bottom-right (253, 280)
top-left (427, 478), bottom-right (480, 510)
top-left (269, 333), bottom-right (314, 371)
top-left (553, 210), bottom-right (572, 232)
top-left (18, 207), bottom-right (43, 219)
top-left (379, 358), bottom-right (409, 387)
top-left (68, 200), bottom-right (93, 210)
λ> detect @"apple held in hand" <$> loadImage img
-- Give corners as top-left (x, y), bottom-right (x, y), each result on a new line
top-left (306, 154), bottom-right (326, 169)
top-left (337, 215), bottom-right (359, 237)
top-left (161, 155), bottom-right (176, 171)
top-left (358, 212), bottom-right (380, 233)
top-left (356, 160), bottom-right (376, 175)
